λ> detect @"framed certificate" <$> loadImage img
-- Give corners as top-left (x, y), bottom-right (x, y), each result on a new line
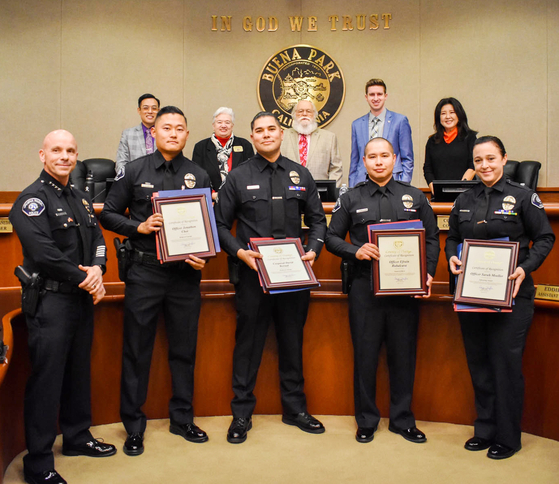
top-left (249, 238), bottom-right (319, 292)
top-left (369, 229), bottom-right (428, 296)
top-left (152, 188), bottom-right (219, 262)
top-left (454, 239), bottom-right (519, 309)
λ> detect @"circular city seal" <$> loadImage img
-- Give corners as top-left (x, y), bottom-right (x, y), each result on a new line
top-left (184, 173), bottom-right (196, 189)
top-left (257, 45), bottom-right (345, 129)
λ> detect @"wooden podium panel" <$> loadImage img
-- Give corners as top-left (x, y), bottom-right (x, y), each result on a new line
top-left (2, 198), bottom-right (559, 481)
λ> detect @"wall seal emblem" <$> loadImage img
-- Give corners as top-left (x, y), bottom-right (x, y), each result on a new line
top-left (257, 45), bottom-right (345, 129)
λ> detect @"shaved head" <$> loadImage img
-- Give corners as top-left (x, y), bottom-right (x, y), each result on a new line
top-left (39, 130), bottom-right (78, 185)
top-left (42, 130), bottom-right (77, 150)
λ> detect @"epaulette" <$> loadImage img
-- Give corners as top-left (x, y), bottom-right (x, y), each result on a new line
top-left (394, 179), bottom-right (411, 186)
top-left (354, 180), bottom-right (368, 188)
top-left (505, 179), bottom-right (531, 191)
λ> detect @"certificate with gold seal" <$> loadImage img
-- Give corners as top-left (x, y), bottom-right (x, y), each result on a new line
top-left (454, 239), bottom-right (519, 309)
top-left (249, 238), bottom-right (319, 292)
top-left (152, 188), bottom-right (220, 262)
top-left (369, 228), bottom-right (428, 296)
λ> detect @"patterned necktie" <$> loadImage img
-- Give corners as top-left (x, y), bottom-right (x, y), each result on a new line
top-left (370, 117), bottom-right (380, 140)
top-left (146, 131), bottom-right (154, 154)
top-left (298, 134), bottom-right (308, 167)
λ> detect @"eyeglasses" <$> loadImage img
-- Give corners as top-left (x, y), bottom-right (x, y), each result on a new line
top-left (215, 120), bottom-right (233, 126)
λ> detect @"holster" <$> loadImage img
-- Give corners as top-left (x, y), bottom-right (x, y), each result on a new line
top-left (341, 259), bottom-right (354, 295)
top-left (227, 256), bottom-right (241, 285)
top-left (14, 265), bottom-right (42, 317)
top-left (114, 237), bottom-right (133, 282)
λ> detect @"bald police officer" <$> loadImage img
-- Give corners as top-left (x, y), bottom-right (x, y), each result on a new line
top-left (10, 130), bottom-right (116, 484)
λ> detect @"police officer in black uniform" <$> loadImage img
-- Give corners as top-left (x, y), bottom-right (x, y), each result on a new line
top-left (446, 136), bottom-right (554, 459)
top-left (215, 112), bottom-right (327, 443)
top-left (10, 130), bottom-right (116, 484)
top-left (100, 106), bottom-right (211, 456)
top-left (326, 137), bottom-right (439, 444)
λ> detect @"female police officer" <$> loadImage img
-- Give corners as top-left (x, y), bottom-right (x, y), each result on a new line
top-left (445, 136), bottom-right (554, 459)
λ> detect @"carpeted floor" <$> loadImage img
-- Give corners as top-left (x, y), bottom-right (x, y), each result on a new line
top-left (4, 416), bottom-right (559, 483)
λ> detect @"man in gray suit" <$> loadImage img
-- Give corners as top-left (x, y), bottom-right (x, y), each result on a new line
top-left (116, 93), bottom-right (160, 173)
top-left (281, 100), bottom-right (343, 187)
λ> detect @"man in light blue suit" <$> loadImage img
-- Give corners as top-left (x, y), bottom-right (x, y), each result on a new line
top-left (349, 79), bottom-right (413, 186)
top-left (115, 93), bottom-right (160, 173)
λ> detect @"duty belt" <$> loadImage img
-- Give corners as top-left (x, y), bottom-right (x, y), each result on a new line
top-left (131, 249), bottom-right (161, 267)
top-left (43, 279), bottom-right (81, 294)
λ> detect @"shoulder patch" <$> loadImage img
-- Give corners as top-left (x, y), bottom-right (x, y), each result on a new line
top-left (531, 193), bottom-right (544, 209)
top-left (114, 167), bottom-right (125, 181)
top-left (22, 197), bottom-right (45, 217)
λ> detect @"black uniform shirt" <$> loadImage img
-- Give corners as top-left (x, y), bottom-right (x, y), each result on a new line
top-left (215, 153), bottom-right (327, 257)
top-left (100, 150), bottom-right (211, 254)
top-left (9, 170), bottom-right (106, 284)
top-left (445, 176), bottom-right (555, 287)
top-left (325, 177), bottom-right (440, 277)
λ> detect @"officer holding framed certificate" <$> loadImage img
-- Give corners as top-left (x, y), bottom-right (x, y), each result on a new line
top-left (446, 136), bottom-right (555, 459)
top-left (215, 112), bottom-right (327, 444)
top-left (325, 137), bottom-right (439, 444)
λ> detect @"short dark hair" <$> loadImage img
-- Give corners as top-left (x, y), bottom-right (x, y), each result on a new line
top-left (138, 93), bottom-right (160, 108)
top-left (430, 97), bottom-right (475, 143)
top-left (364, 137), bottom-right (394, 155)
top-left (251, 111), bottom-right (280, 131)
top-left (155, 106), bottom-right (187, 125)
top-left (474, 136), bottom-right (507, 157)
top-left (365, 79), bottom-right (387, 94)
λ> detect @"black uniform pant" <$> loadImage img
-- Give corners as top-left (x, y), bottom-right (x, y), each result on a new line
top-left (120, 262), bottom-right (201, 434)
top-left (23, 291), bottom-right (94, 474)
top-left (231, 265), bottom-right (310, 417)
top-left (349, 274), bottom-right (419, 429)
top-left (458, 295), bottom-right (534, 450)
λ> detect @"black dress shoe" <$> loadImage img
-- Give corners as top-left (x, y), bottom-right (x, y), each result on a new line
top-left (356, 426), bottom-right (377, 443)
top-left (123, 432), bottom-right (144, 456)
top-left (388, 424), bottom-right (427, 443)
top-left (282, 412), bottom-right (325, 434)
top-left (487, 443), bottom-right (520, 460)
top-left (62, 438), bottom-right (117, 457)
top-left (24, 469), bottom-right (67, 484)
top-left (170, 422), bottom-right (208, 443)
top-left (227, 417), bottom-right (252, 444)
top-left (464, 436), bottom-right (493, 451)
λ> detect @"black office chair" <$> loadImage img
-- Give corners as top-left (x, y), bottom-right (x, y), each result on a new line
top-left (515, 160), bottom-right (541, 191)
top-left (70, 160), bottom-right (87, 191)
top-left (82, 158), bottom-right (117, 202)
top-left (502, 160), bottom-right (540, 191)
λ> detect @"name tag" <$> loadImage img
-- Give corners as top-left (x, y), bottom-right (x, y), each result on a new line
top-left (459, 209), bottom-right (470, 212)
top-left (247, 185), bottom-right (260, 190)
top-left (233, 146), bottom-right (243, 152)
top-left (289, 186), bottom-right (306, 191)
top-left (141, 183), bottom-right (154, 188)
top-left (356, 208), bottom-right (368, 213)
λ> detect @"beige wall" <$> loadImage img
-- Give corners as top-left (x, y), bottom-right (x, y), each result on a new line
top-left (1, 0), bottom-right (557, 190)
